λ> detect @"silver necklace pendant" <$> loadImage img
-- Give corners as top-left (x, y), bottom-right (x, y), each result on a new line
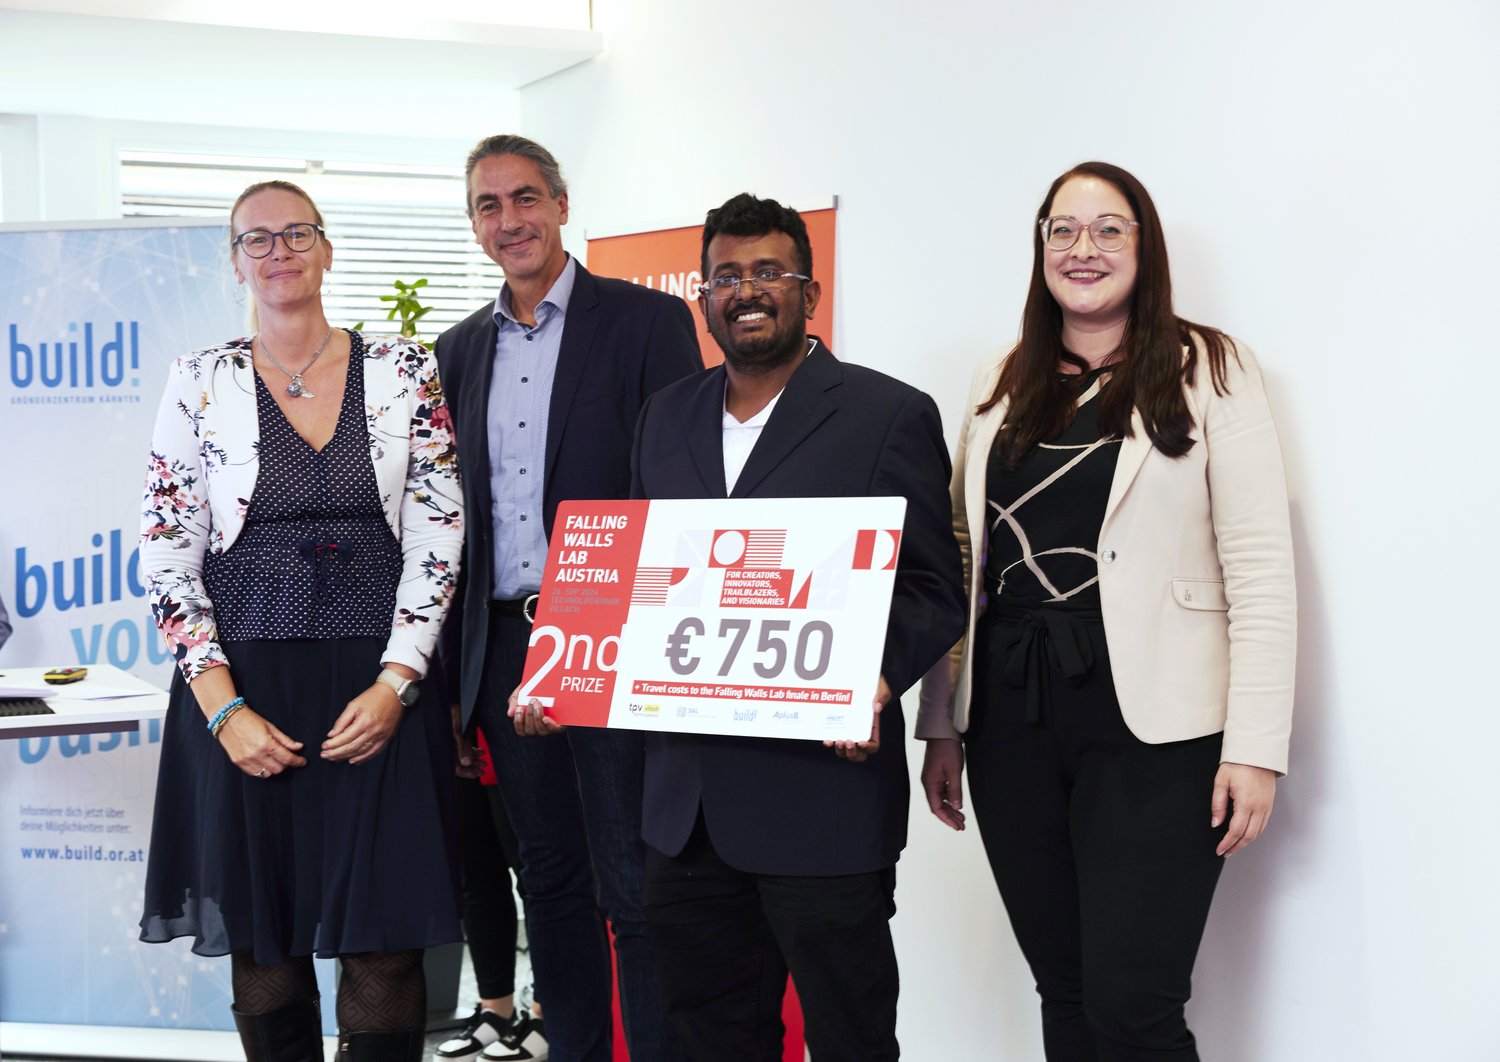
top-left (259, 326), bottom-right (332, 400)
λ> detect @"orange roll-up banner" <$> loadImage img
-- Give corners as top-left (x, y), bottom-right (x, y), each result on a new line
top-left (587, 205), bottom-right (835, 1062)
top-left (587, 206), bottom-right (837, 367)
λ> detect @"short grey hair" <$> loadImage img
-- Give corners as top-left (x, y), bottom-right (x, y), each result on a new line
top-left (464, 135), bottom-right (567, 213)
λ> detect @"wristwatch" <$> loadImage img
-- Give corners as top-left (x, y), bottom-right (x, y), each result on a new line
top-left (376, 669), bottom-right (421, 707)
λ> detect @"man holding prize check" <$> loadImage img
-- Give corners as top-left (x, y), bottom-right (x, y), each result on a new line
top-left (621, 193), bottom-right (965, 1061)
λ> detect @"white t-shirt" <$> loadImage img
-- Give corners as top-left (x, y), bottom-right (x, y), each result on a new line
top-left (722, 390), bottom-right (782, 494)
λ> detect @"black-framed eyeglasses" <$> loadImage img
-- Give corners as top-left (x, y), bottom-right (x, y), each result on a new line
top-left (696, 270), bottom-right (810, 301)
top-left (233, 223), bottom-right (325, 258)
top-left (1039, 215), bottom-right (1139, 253)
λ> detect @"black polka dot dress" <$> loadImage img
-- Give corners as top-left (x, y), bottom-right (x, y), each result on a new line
top-left (203, 342), bottom-right (401, 640)
top-left (140, 332), bottom-right (462, 963)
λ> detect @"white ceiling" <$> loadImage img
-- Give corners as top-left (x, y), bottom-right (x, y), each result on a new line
top-left (0, 1), bottom-right (603, 138)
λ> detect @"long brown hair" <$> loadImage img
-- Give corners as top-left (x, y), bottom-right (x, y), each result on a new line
top-left (981, 161), bottom-right (1232, 468)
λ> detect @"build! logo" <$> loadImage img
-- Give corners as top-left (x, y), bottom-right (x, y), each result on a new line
top-left (11, 529), bottom-right (171, 673)
top-left (8, 320), bottom-right (144, 405)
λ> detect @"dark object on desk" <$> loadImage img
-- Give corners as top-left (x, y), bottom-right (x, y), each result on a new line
top-left (0, 698), bottom-right (55, 717)
top-left (44, 667), bottom-right (88, 685)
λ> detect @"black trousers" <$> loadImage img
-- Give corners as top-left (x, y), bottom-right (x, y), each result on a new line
top-left (643, 816), bottom-right (900, 1062)
top-left (456, 775), bottom-right (523, 1001)
top-left (966, 610), bottom-right (1226, 1062)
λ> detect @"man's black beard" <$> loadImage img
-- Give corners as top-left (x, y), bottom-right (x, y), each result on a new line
top-left (715, 316), bottom-right (807, 378)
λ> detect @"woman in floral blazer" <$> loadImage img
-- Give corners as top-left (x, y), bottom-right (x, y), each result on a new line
top-left (137, 179), bottom-right (464, 1062)
top-left (140, 331), bottom-right (462, 682)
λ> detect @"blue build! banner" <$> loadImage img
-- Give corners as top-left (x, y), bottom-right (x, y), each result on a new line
top-left (0, 221), bottom-right (343, 1033)
top-left (1, 221), bottom-right (235, 682)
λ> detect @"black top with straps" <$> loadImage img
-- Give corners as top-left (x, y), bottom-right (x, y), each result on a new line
top-left (984, 366), bottom-right (1120, 606)
top-left (982, 367), bottom-right (1121, 725)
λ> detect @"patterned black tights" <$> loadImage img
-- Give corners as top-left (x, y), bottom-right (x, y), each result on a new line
top-left (230, 949), bottom-right (425, 1030)
top-left (230, 951), bottom-right (317, 1015)
top-left (336, 949), bottom-right (426, 1031)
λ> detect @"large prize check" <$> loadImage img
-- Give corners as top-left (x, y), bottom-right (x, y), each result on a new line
top-left (518, 497), bottom-right (907, 740)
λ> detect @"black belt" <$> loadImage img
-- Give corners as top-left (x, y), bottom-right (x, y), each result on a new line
top-left (983, 597), bottom-right (1102, 726)
top-left (491, 594), bottom-right (539, 622)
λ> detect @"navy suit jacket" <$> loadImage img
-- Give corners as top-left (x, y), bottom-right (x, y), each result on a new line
top-left (630, 340), bottom-right (966, 876)
top-left (437, 261), bottom-right (702, 727)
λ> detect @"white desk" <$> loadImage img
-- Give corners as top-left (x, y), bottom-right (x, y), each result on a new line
top-left (0, 664), bottom-right (168, 738)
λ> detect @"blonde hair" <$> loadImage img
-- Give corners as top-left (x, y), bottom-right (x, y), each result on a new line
top-left (230, 179), bottom-right (329, 333)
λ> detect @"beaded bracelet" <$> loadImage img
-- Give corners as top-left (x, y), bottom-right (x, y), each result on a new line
top-left (211, 703), bottom-right (246, 740)
top-left (207, 696), bottom-right (246, 740)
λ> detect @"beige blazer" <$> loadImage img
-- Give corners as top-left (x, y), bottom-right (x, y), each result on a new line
top-left (915, 337), bottom-right (1297, 774)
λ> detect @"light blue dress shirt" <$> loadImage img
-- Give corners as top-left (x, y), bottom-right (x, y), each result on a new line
top-left (487, 256), bottom-right (577, 599)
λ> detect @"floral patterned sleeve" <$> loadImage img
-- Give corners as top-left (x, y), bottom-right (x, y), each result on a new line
top-left (380, 339), bottom-right (464, 676)
top-left (140, 352), bottom-right (229, 684)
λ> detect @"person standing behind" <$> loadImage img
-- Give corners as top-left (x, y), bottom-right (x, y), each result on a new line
top-left (628, 193), bottom-right (966, 1061)
top-left (437, 134), bottom-right (702, 1062)
top-left (435, 765), bottom-right (547, 1061)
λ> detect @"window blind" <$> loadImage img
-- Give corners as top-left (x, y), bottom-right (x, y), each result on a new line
top-left (120, 151), bottom-right (499, 339)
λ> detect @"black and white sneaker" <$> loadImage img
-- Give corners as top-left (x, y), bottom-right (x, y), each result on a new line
top-left (479, 1009), bottom-right (548, 1060)
top-left (435, 1004), bottom-right (513, 1061)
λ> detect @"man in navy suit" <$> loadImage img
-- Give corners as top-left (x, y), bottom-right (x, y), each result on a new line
top-left (437, 134), bottom-right (701, 1062)
top-left (630, 194), bottom-right (966, 1061)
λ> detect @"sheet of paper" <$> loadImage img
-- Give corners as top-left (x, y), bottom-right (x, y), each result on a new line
top-left (518, 497), bottom-right (906, 741)
top-left (0, 668), bottom-right (163, 701)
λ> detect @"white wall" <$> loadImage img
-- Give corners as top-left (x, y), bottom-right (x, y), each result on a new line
top-left (0, 7), bottom-right (547, 140)
top-left (522, 1), bottom-right (1500, 1058)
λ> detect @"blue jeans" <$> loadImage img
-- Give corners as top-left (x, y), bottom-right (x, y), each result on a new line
top-left (475, 610), bottom-right (683, 1062)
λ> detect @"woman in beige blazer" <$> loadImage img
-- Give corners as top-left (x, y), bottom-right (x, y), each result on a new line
top-left (916, 162), bottom-right (1295, 1060)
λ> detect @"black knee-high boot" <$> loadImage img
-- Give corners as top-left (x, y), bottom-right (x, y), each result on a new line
top-left (336, 1027), bottom-right (425, 1060)
top-left (232, 997), bottom-right (324, 1061)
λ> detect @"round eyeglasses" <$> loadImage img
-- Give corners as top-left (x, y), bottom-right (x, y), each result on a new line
top-left (233, 223), bottom-right (325, 258)
top-left (697, 270), bottom-right (810, 301)
top-left (1039, 215), bottom-right (1139, 253)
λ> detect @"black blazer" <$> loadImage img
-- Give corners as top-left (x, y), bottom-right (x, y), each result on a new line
top-left (437, 260), bottom-right (702, 726)
top-left (630, 340), bottom-right (966, 876)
